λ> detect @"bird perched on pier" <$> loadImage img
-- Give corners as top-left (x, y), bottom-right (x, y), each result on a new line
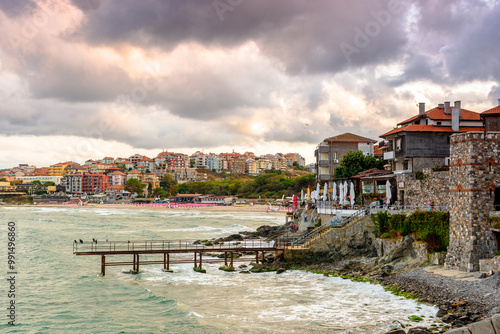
top-left (93, 238), bottom-right (97, 243)
top-left (79, 239), bottom-right (83, 244)
top-left (74, 240), bottom-right (77, 243)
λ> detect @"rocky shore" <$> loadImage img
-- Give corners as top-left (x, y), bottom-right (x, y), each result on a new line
top-left (205, 222), bottom-right (500, 333)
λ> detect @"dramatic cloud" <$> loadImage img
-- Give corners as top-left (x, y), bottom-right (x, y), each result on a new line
top-left (0, 0), bottom-right (500, 168)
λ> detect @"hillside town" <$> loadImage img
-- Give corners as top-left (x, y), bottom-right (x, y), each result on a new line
top-left (0, 151), bottom-right (307, 198)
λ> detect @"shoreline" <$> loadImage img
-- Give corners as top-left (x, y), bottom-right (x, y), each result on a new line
top-left (0, 203), bottom-right (289, 214)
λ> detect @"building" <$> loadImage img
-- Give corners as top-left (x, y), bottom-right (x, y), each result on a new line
top-left (191, 151), bottom-right (207, 169)
top-left (16, 175), bottom-right (63, 185)
top-left (206, 154), bottom-right (221, 172)
top-left (315, 132), bottom-right (376, 183)
top-left (63, 174), bottom-right (83, 194)
top-left (228, 158), bottom-right (246, 174)
top-left (380, 101), bottom-right (483, 173)
top-left (81, 173), bottom-right (109, 194)
top-left (108, 171), bottom-right (127, 186)
top-left (142, 173), bottom-right (160, 189)
top-left (481, 99), bottom-right (500, 132)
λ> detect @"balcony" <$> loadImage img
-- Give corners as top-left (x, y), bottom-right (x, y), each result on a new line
top-left (318, 160), bottom-right (330, 167)
top-left (383, 151), bottom-right (395, 160)
top-left (318, 174), bottom-right (331, 181)
top-left (318, 146), bottom-right (330, 153)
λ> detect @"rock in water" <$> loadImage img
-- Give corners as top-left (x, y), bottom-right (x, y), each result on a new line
top-left (276, 268), bottom-right (286, 274)
top-left (436, 308), bottom-right (447, 317)
top-left (407, 328), bottom-right (431, 334)
top-left (385, 329), bottom-right (405, 334)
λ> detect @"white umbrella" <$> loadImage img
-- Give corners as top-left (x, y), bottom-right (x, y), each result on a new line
top-left (343, 181), bottom-right (348, 202)
top-left (350, 182), bottom-right (355, 206)
top-left (301, 189), bottom-right (304, 202)
top-left (386, 180), bottom-right (392, 204)
top-left (339, 185), bottom-right (343, 206)
top-left (322, 183), bottom-right (328, 201)
top-left (332, 182), bottom-right (337, 202)
top-left (316, 183), bottom-right (321, 201)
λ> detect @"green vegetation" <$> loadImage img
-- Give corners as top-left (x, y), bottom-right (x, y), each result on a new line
top-left (125, 178), bottom-right (146, 195)
top-left (415, 171), bottom-right (425, 180)
top-left (370, 211), bottom-right (450, 251)
top-left (333, 150), bottom-right (384, 178)
top-left (193, 267), bottom-right (206, 273)
top-left (43, 181), bottom-right (56, 186)
top-left (495, 250), bottom-right (500, 257)
top-left (0, 178), bottom-right (7, 182)
top-left (171, 173), bottom-right (316, 198)
top-left (488, 214), bottom-right (500, 229)
top-left (408, 315), bottom-right (424, 322)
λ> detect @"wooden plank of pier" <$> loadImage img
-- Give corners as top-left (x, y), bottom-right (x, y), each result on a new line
top-left (73, 239), bottom-right (277, 275)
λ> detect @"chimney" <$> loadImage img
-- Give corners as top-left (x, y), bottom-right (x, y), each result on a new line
top-left (444, 101), bottom-right (451, 115)
top-left (438, 103), bottom-right (444, 109)
top-left (454, 100), bottom-right (461, 117)
top-left (452, 106), bottom-right (460, 131)
top-left (419, 102), bottom-right (425, 115)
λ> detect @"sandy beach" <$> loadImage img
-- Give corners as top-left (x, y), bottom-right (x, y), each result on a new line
top-left (2, 202), bottom-right (290, 214)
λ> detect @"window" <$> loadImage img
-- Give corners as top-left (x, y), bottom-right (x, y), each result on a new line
top-left (362, 181), bottom-right (374, 194)
top-left (437, 122), bottom-right (441, 125)
top-left (396, 138), bottom-right (402, 151)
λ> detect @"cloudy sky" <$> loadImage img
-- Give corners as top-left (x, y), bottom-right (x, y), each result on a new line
top-left (1, 0), bottom-right (500, 169)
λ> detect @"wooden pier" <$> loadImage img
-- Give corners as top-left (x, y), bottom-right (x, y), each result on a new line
top-left (73, 239), bottom-right (277, 275)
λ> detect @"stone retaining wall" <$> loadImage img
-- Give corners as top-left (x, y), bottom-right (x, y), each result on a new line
top-left (479, 256), bottom-right (500, 272)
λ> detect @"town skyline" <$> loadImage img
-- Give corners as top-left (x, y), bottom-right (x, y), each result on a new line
top-left (2, 1), bottom-right (500, 169)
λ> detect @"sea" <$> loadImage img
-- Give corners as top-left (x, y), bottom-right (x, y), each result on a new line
top-left (0, 206), bottom-right (441, 333)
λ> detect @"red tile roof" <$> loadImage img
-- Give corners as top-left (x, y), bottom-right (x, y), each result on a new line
top-left (482, 105), bottom-right (500, 115)
top-left (324, 132), bottom-right (376, 143)
top-left (398, 107), bottom-right (481, 125)
top-left (381, 124), bottom-right (484, 137)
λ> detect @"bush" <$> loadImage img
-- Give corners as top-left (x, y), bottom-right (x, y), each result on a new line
top-left (380, 232), bottom-right (391, 239)
top-left (370, 211), bottom-right (450, 252)
top-left (370, 211), bottom-right (390, 237)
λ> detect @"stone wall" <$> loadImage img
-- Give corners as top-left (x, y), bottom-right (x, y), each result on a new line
top-left (479, 256), bottom-right (500, 273)
top-left (298, 216), bottom-right (377, 262)
top-left (397, 168), bottom-right (450, 208)
top-left (445, 131), bottom-right (500, 272)
top-left (412, 157), bottom-right (447, 173)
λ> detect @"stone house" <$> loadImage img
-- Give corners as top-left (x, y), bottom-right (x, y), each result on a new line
top-left (380, 101), bottom-right (483, 173)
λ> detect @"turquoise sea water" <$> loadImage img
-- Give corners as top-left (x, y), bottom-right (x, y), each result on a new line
top-left (0, 207), bottom-right (439, 333)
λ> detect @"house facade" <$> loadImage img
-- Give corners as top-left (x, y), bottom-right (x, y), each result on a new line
top-left (315, 132), bottom-right (376, 184)
top-left (380, 101), bottom-right (483, 173)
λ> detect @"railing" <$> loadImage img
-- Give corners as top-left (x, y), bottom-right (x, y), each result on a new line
top-left (369, 205), bottom-right (449, 213)
top-left (73, 238), bottom-right (275, 254)
top-left (289, 209), bottom-right (367, 248)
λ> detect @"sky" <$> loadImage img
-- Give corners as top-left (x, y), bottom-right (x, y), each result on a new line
top-left (1, 0), bottom-right (500, 169)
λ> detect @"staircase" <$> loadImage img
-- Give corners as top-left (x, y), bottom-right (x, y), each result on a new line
top-left (288, 209), bottom-right (367, 249)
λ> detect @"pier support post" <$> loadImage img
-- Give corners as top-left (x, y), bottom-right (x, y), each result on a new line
top-left (230, 252), bottom-right (234, 268)
top-left (101, 255), bottom-right (106, 276)
top-left (167, 253), bottom-right (170, 271)
top-left (163, 253), bottom-right (166, 270)
top-left (136, 254), bottom-right (140, 273)
top-left (262, 251), bottom-right (265, 263)
top-left (255, 251), bottom-right (259, 264)
top-left (194, 252), bottom-right (197, 268)
top-left (199, 252), bottom-right (203, 269)
top-left (224, 252), bottom-right (228, 266)
top-left (133, 254), bottom-right (136, 271)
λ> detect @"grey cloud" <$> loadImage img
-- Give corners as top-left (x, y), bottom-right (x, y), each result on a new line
top-left (71, 0), bottom-right (411, 75)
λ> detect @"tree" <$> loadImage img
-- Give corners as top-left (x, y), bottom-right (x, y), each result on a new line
top-left (153, 187), bottom-right (167, 198)
top-left (333, 150), bottom-right (384, 178)
top-left (125, 178), bottom-right (146, 195)
top-left (160, 174), bottom-right (177, 193)
top-left (31, 180), bottom-right (42, 185)
top-left (0, 178), bottom-right (7, 182)
top-left (43, 181), bottom-right (56, 186)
